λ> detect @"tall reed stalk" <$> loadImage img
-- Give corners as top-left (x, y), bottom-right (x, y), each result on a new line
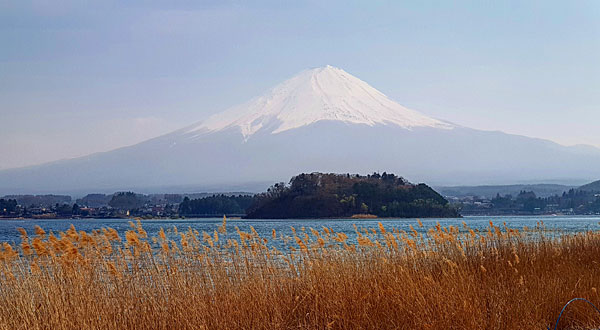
top-left (0, 218), bottom-right (598, 329)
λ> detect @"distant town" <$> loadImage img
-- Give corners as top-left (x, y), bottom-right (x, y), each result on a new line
top-left (0, 192), bottom-right (253, 219)
top-left (443, 180), bottom-right (600, 216)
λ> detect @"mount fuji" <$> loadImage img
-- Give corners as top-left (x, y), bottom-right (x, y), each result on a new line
top-left (2, 65), bottom-right (600, 194)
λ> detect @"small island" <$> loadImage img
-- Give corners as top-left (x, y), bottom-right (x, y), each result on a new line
top-left (245, 172), bottom-right (460, 219)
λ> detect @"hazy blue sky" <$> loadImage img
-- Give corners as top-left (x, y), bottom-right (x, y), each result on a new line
top-left (1, 1), bottom-right (598, 170)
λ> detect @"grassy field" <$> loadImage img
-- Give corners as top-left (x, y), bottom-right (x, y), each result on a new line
top-left (0, 218), bottom-right (599, 329)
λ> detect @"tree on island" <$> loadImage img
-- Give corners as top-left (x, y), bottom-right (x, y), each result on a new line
top-left (109, 192), bottom-right (143, 211)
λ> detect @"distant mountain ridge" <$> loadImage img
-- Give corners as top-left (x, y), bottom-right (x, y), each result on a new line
top-left (579, 180), bottom-right (600, 192)
top-left (436, 184), bottom-right (575, 199)
top-left (1, 65), bottom-right (600, 194)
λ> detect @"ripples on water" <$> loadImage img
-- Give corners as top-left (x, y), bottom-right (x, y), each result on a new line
top-left (0, 216), bottom-right (599, 246)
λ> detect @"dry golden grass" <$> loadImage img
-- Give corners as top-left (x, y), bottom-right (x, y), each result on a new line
top-left (0, 217), bottom-right (599, 329)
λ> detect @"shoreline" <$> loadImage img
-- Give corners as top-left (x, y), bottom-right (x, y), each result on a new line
top-left (2, 214), bottom-right (600, 221)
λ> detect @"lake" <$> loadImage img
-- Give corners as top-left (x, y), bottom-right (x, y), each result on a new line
top-left (1, 215), bottom-right (599, 245)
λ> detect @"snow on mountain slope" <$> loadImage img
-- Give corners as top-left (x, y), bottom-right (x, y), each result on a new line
top-left (184, 65), bottom-right (453, 140)
top-left (2, 65), bottom-right (600, 195)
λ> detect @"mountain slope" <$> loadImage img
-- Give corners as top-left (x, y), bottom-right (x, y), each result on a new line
top-left (435, 184), bottom-right (574, 199)
top-left (1, 65), bottom-right (600, 194)
top-left (579, 180), bottom-right (600, 192)
top-left (183, 65), bottom-right (452, 140)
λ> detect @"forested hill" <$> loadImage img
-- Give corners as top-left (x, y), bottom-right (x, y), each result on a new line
top-left (245, 172), bottom-right (460, 219)
top-left (579, 180), bottom-right (600, 192)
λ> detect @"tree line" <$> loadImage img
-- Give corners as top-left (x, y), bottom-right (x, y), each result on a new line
top-left (178, 195), bottom-right (255, 216)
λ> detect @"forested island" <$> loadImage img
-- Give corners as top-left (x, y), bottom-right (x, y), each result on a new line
top-left (245, 172), bottom-right (459, 219)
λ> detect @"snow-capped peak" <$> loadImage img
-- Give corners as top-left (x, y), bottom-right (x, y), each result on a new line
top-left (186, 65), bottom-right (453, 139)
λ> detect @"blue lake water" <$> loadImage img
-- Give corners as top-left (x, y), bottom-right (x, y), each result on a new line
top-left (0, 215), bottom-right (599, 244)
